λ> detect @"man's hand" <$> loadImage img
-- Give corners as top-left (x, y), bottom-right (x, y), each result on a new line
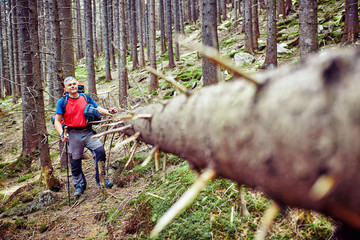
top-left (108, 107), bottom-right (118, 114)
top-left (61, 132), bottom-right (69, 142)
top-left (61, 126), bottom-right (69, 142)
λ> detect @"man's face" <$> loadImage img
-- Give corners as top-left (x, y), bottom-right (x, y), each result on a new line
top-left (65, 79), bottom-right (78, 94)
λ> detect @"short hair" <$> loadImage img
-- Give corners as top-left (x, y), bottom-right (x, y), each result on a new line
top-left (64, 76), bottom-right (77, 86)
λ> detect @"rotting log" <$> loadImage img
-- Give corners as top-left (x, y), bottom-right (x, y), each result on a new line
top-left (117, 48), bottom-right (360, 231)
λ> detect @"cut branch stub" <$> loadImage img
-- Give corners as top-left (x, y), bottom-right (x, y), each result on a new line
top-left (91, 124), bottom-right (132, 139)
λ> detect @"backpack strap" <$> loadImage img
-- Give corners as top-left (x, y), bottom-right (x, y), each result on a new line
top-left (83, 93), bottom-right (91, 104)
top-left (62, 95), bottom-right (69, 114)
top-left (62, 93), bottom-right (91, 114)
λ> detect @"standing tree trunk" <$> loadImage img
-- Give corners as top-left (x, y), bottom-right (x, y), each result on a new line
top-left (84, 0), bottom-right (97, 99)
top-left (76, 0), bottom-right (84, 60)
top-left (92, 0), bottom-right (99, 58)
top-left (128, 0), bottom-right (139, 70)
top-left (137, 0), bottom-right (146, 68)
top-left (16, 0), bottom-right (39, 167)
top-left (0, 3), bottom-right (4, 98)
top-left (187, 0), bottom-right (192, 22)
top-left (58, 0), bottom-right (75, 78)
top-left (12, 0), bottom-right (21, 99)
top-left (252, 0), bottom-right (259, 49)
top-left (341, 0), bottom-right (359, 45)
top-left (259, 0), bottom-right (266, 10)
top-left (159, 0), bottom-right (167, 54)
top-left (51, 0), bottom-right (64, 100)
top-left (285, 0), bottom-right (294, 15)
top-left (45, 0), bottom-right (55, 105)
top-left (277, 0), bottom-right (285, 20)
top-left (149, 0), bottom-right (158, 92)
top-left (178, 0), bottom-right (185, 34)
top-left (166, 0), bottom-right (175, 68)
top-left (6, 0), bottom-right (16, 103)
top-left (108, 0), bottom-right (117, 69)
top-left (102, 0), bottom-right (112, 81)
top-left (244, 0), bottom-right (254, 54)
top-left (26, 0), bottom-right (60, 190)
top-left (201, 0), bottom-right (219, 86)
top-left (220, 0), bottom-right (226, 21)
top-left (263, 0), bottom-right (277, 68)
top-left (52, 0), bottom-right (66, 169)
top-left (174, 0), bottom-right (180, 61)
top-left (118, 0), bottom-right (128, 107)
top-left (299, 0), bottom-right (318, 58)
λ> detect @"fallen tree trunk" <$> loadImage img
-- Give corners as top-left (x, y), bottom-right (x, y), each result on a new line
top-left (119, 48), bottom-right (360, 230)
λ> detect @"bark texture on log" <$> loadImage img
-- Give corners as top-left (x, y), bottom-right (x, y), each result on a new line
top-left (121, 48), bottom-right (360, 230)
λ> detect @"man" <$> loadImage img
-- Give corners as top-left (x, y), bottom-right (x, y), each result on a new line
top-left (54, 76), bottom-right (118, 196)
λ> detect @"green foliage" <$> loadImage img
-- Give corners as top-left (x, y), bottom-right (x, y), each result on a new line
top-left (277, 35), bottom-right (288, 42)
top-left (130, 87), bottom-right (148, 96)
top-left (0, 162), bottom-right (11, 169)
top-left (17, 173), bottom-right (34, 183)
top-left (74, 65), bottom-right (87, 81)
top-left (222, 50), bottom-right (243, 58)
top-left (14, 218), bottom-right (27, 229)
top-left (220, 38), bottom-right (237, 49)
top-left (39, 223), bottom-right (49, 233)
top-left (175, 67), bottom-right (202, 82)
top-left (50, 152), bottom-right (60, 160)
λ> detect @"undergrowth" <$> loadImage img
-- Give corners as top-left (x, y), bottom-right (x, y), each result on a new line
top-left (118, 160), bottom-right (333, 239)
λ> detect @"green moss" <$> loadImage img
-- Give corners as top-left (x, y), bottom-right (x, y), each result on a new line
top-left (50, 152), bottom-right (60, 160)
top-left (220, 38), bottom-right (237, 49)
top-left (223, 50), bottom-right (242, 58)
top-left (17, 173), bottom-right (34, 183)
top-left (277, 35), bottom-right (288, 42)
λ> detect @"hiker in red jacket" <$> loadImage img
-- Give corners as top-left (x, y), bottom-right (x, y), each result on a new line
top-left (54, 76), bottom-right (118, 196)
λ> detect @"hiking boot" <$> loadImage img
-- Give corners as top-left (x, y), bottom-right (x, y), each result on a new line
top-left (96, 179), bottom-right (113, 189)
top-left (74, 184), bottom-right (85, 196)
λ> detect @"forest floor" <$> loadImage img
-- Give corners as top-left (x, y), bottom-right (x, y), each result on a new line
top-left (0, 2), bottom-right (357, 239)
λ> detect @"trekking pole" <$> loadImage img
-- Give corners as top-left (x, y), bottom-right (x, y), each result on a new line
top-left (64, 126), bottom-right (71, 206)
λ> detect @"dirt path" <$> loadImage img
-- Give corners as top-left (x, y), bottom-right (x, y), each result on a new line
top-left (2, 154), bottom-right (149, 240)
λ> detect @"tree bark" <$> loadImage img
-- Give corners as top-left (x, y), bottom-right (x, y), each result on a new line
top-left (341, 0), bottom-right (359, 45)
top-left (263, 0), bottom-right (277, 68)
top-left (277, 0), bottom-right (285, 20)
top-left (92, 0), bottom-right (99, 58)
top-left (75, 0), bottom-right (84, 60)
top-left (201, 0), bottom-right (219, 86)
top-left (166, 0), bottom-right (175, 68)
top-left (27, 0), bottom-right (60, 191)
top-left (174, 0), bottom-right (180, 61)
top-left (58, 0), bottom-right (75, 78)
top-left (252, 0), bottom-right (259, 49)
top-left (119, 48), bottom-right (360, 231)
top-left (299, 0), bottom-right (318, 58)
top-left (17, 0), bottom-right (38, 164)
top-left (159, 0), bottom-right (167, 54)
top-left (12, 0), bottom-right (21, 100)
top-left (6, 0), bottom-right (16, 103)
top-left (285, 0), bottom-right (294, 15)
top-left (148, 0), bottom-right (159, 92)
top-left (244, 0), bottom-right (254, 54)
top-left (0, 2), bottom-right (4, 98)
top-left (102, 0), bottom-right (112, 81)
top-left (84, 0), bottom-right (97, 98)
top-left (118, 0), bottom-right (128, 107)
top-left (128, 0), bottom-right (139, 70)
top-left (108, 0), bottom-right (117, 70)
top-left (137, 0), bottom-right (146, 68)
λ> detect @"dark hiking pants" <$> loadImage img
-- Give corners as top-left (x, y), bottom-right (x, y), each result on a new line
top-left (68, 129), bottom-right (106, 189)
